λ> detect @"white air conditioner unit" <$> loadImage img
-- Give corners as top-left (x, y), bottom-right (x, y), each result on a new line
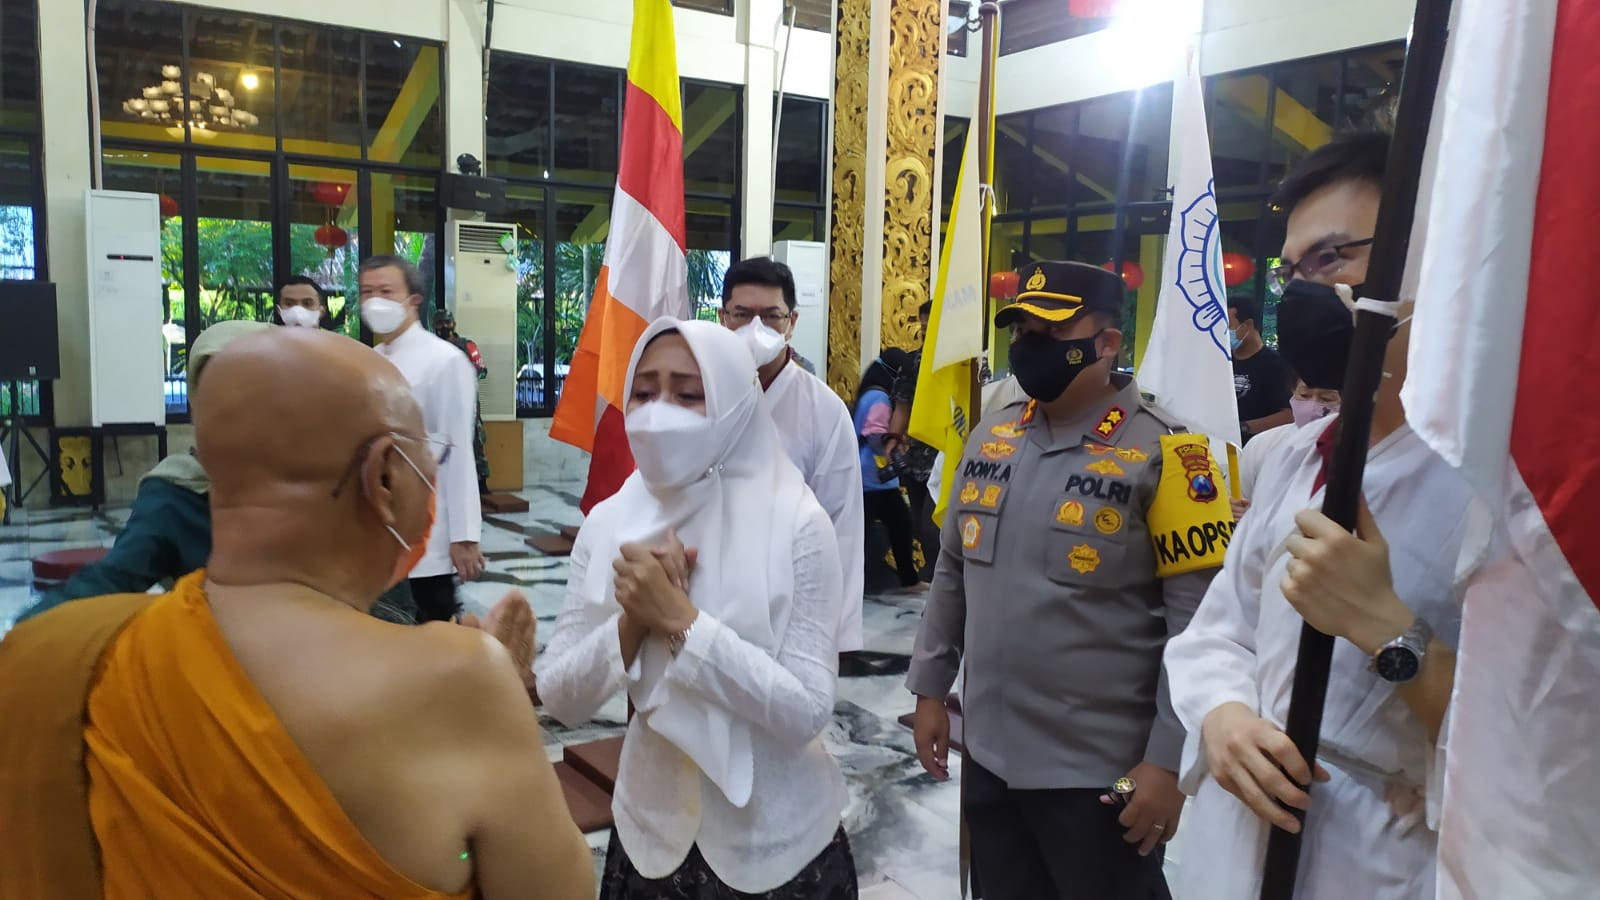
top-left (771, 240), bottom-right (828, 381)
top-left (85, 190), bottom-right (165, 426)
top-left (445, 219), bottom-right (518, 421)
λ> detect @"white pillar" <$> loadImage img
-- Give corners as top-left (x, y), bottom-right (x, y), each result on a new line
top-left (445, 0), bottom-right (487, 171)
top-left (741, 0), bottom-right (782, 258)
top-left (857, 0), bottom-right (893, 373)
top-left (38, 0), bottom-right (95, 426)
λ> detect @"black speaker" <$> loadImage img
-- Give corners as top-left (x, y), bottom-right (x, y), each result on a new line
top-left (441, 173), bottom-right (506, 213)
top-left (0, 281), bottom-right (59, 380)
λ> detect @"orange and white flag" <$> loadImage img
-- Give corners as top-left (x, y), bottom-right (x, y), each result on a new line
top-left (549, 0), bottom-right (689, 513)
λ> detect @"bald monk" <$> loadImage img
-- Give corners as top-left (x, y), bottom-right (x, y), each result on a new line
top-left (0, 328), bottom-right (593, 899)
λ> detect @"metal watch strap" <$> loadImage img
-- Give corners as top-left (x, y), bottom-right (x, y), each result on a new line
top-left (667, 617), bottom-right (697, 657)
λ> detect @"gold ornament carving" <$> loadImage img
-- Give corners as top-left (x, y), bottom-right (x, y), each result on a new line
top-left (827, 0), bottom-right (871, 400)
top-left (880, 0), bottom-right (942, 353)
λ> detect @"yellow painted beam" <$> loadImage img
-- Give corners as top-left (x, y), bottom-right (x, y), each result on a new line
top-left (1133, 232), bottom-right (1160, 365)
top-left (995, 121), bottom-right (1116, 202)
top-left (369, 46), bottom-right (442, 165)
top-left (371, 172), bottom-right (397, 255)
top-left (1216, 74), bottom-right (1331, 152)
top-left (682, 88), bottom-right (735, 161)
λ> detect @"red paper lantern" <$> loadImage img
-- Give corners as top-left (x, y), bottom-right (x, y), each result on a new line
top-left (310, 181), bottom-right (351, 207)
top-left (989, 270), bottom-right (1019, 299)
top-left (1100, 260), bottom-right (1144, 291)
top-left (1222, 251), bottom-right (1255, 287)
top-left (314, 224), bottom-right (348, 254)
top-left (158, 194), bottom-right (179, 219)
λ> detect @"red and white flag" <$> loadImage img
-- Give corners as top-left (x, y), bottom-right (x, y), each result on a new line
top-left (549, 0), bottom-right (689, 513)
top-left (1401, 0), bottom-right (1600, 895)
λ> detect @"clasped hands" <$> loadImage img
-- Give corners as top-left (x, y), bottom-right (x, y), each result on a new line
top-left (613, 529), bottom-right (701, 637)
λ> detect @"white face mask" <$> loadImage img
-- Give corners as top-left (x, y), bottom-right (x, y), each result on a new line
top-left (279, 305), bottom-right (321, 328)
top-left (735, 317), bottom-right (789, 367)
top-left (361, 298), bottom-right (409, 335)
top-left (625, 400), bottom-right (721, 490)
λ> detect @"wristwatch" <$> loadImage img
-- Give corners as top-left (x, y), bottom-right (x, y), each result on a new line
top-left (667, 617), bottom-right (698, 658)
top-left (1371, 616), bottom-right (1432, 683)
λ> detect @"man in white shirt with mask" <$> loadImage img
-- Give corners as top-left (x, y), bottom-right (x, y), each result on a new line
top-left (719, 257), bottom-right (866, 653)
top-left (358, 254), bottom-right (484, 623)
top-left (273, 276), bottom-right (328, 329)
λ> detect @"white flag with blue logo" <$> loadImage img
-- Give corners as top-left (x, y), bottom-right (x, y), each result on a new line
top-left (1137, 49), bottom-right (1241, 448)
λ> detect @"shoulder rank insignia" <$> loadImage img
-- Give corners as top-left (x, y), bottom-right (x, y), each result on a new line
top-left (1086, 457), bottom-right (1125, 477)
top-left (1093, 406), bottom-right (1128, 441)
top-left (959, 481), bottom-right (980, 504)
top-left (1056, 500), bottom-right (1085, 526)
top-left (990, 420), bottom-right (1026, 439)
top-left (1068, 544), bottom-right (1101, 574)
top-left (980, 440), bottom-right (1017, 460)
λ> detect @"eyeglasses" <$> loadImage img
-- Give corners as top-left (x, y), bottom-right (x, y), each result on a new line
top-left (330, 432), bottom-right (452, 498)
top-left (722, 308), bottom-right (794, 329)
top-left (1269, 238), bottom-right (1375, 294)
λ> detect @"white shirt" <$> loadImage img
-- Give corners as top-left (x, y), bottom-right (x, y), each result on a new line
top-left (1237, 422), bottom-right (1298, 499)
top-left (764, 360), bottom-right (866, 651)
top-left (536, 503), bottom-right (847, 893)
top-left (1164, 421), bottom-right (1483, 900)
top-left (374, 322), bottom-right (482, 578)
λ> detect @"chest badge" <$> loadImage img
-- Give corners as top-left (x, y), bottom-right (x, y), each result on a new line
top-left (1068, 544), bottom-right (1101, 574)
top-left (1115, 446), bottom-right (1149, 464)
top-left (1094, 506), bottom-right (1124, 535)
top-left (961, 515), bottom-right (983, 550)
top-left (959, 481), bottom-right (980, 504)
top-left (980, 440), bottom-right (1018, 461)
top-left (980, 485), bottom-right (1003, 508)
top-left (1055, 500), bottom-right (1085, 526)
top-left (1093, 406), bottom-right (1128, 441)
top-left (990, 420), bottom-right (1025, 439)
top-left (1175, 442), bottom-right (1220, 502)
top-left (1086, 458), bottom-right (1125, 477)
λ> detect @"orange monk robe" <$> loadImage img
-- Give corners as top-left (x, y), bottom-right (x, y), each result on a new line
top-left (83, 573), bottom-right (476, 900)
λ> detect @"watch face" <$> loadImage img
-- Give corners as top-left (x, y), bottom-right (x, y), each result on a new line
top-left (1376, 645), bottom-right (1421, 682)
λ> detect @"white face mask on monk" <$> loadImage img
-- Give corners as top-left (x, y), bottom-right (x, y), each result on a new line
top-left (625, 401), bottom-right (722, 490)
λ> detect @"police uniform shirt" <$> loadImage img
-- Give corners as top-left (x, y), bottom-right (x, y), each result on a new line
top-left (906, 373), bottom-right (1231, 789)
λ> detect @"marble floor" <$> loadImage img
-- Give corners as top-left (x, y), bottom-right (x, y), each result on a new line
top-left (0, 482), bottom-right (1187, 898)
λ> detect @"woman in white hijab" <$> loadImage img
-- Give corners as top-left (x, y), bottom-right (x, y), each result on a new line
top-left (536, 318), bottom-right (856, 899)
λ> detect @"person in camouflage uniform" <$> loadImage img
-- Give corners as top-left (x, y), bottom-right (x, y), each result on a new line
top-left (433, 310), bottom-right (491, 494)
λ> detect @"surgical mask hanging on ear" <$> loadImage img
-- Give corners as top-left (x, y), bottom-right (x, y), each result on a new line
top-left (382, 446), bottom-right (437, 589)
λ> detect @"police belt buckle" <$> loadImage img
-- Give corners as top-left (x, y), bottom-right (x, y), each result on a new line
top-left (1110, 776), bottom-right (1136, 806)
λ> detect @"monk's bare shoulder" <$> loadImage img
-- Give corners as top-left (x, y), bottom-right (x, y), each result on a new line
top-left (394, 622), bottom-right (533, 732)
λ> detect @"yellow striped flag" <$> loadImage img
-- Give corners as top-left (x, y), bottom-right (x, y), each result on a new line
top-left (550, 0), bottom-right (690, 513)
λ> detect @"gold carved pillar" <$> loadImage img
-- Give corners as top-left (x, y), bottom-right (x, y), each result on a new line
top-left (828, 0), bottom-right (943, 400)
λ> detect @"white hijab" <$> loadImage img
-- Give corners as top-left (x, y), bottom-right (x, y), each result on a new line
top-left (583, 317), bottom-right (810, 808)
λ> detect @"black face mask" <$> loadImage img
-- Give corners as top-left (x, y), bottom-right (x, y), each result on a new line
top-left (1276, 280), bottom-right (1358, 390)
top-left (1009, 330), bottom-right (1102, 402)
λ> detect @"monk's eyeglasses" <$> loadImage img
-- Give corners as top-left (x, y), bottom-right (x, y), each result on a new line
top-left (330, 432), bottom-right (452, 499)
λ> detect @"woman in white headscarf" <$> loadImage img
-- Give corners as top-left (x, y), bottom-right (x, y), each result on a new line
top-left (536, 318), bottom-right (855, 899)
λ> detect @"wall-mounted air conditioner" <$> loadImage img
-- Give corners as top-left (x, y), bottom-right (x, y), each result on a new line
top-left (445, 219), bottom-right (518, 421)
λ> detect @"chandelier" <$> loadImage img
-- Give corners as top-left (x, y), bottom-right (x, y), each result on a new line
top-left (121, 65), bottom-right (259, 139)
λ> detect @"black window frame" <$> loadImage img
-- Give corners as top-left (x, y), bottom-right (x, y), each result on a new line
top-left (1, 0), bottom-right (50, 426)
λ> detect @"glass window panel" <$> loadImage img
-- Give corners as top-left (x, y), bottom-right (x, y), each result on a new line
top-left (486, 54), bottom-right (551, 179)
top-left (1025, 105), bottom-right (1075, 209)
top-left (102, 148), bottom-right (186, 412)
top-left (554, 64), bottom-right (620, 186)
top-left (686, 199), bottom-right (733, 320)
top-left (195, 157), bottom-right (275, 338)
top-left (278, 23), bottom-right (363, 158)
top-left (1339, 43), bottom-right (1405, 131)
top-left (1068, 207), bottom-right (1116, 268)
top-left (1209, 71), bottom-right (1271, 191)
top-left (774, 205), bottom-right (823, 243)
top-left (1024, 216), bottom-right (1067, 264)
top-left (0, 138), bottom-right (37, 280)
top-left (1000, 0), bottom-right (1114, 55)
top-left (1118, 203), bottom-right (1169, 368)
top-left (1127, 82), bottom-right (1173, 204)
top-left (374, 171), bottom-right (440, 316)
top-left (947, 2), bottom-right (971, 58)
top-left (365, 35), bottom-right (444, 168)
top-left (1264, 57), bottom-right (1340, 187)
top-left (504, 183), bottom-right (547, 414)
top-left (775, 95), bottom-right (825, 205)
top-left (1072, 94), bottom-right (1130, 206)
top-left (288, 164), bottom-right (360, 338)
top-left (988, 218), bottom-right (1026, 374)
top-left (95, 0), bottom-right (187, 144)
top-left (683, 82), bottom-right (740, 197)
top-left (185, 11), bottom-right (275, 154)
top-left (791, 0), bottom-right (833, 32)
top-left (993, 114), bottom-right (1033, 212)
top-left (552, 187), bottom-right (611, 407)
top-left (1, 0), bottom-right (40, 132)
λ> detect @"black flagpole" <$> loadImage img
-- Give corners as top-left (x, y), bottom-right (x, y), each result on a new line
top-left (1257, 0), bottom-right (1455, 896)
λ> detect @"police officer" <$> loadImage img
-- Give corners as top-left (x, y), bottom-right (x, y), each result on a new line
top-left (906, 260), bottom-right (1231, 899)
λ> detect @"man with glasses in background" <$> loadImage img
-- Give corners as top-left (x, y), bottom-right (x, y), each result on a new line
top-left (718, 256), bottom-right (866, 655)
top-left (360, 255), bottom-right (485, 624)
